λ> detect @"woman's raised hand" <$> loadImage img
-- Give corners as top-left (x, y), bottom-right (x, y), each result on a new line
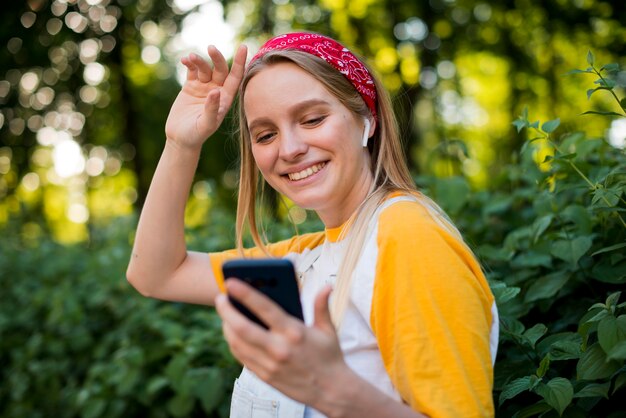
top-left (165, 44), bottom-right (247, 149)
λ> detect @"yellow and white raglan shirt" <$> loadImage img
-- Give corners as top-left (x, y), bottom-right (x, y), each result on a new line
top-left (210, 194), bottom-right (499, 418)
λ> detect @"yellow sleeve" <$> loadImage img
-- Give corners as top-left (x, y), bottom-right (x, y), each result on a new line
top-left (371, 201), bottom-right (495, 418)
top-left (208, 232), bottom-right (325, 292)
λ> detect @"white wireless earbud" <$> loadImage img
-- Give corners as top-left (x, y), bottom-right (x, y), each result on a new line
top-left (362, 119), bottom-right (371, 147)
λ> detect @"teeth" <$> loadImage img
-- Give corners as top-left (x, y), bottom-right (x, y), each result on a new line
top-left (288, 162), bottom-right (325, 181)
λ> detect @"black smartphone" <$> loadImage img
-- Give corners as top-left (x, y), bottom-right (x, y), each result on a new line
top-left (222, 258), bottom-right (304, 329)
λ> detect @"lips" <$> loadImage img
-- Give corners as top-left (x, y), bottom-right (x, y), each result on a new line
top-left (287, 162), bottom-right (326, 181)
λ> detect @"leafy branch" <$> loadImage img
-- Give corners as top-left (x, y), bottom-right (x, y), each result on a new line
top-left (566, 50), bottom-right (626, 117)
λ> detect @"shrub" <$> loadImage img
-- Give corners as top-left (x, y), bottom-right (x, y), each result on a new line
top-left (0, 213), bottom-right (241, 418)
top-left (421, 51), bottom-right (626, 417)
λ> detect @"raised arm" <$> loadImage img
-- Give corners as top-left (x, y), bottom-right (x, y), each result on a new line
top-left (126, 45), bottom-right (247, 305)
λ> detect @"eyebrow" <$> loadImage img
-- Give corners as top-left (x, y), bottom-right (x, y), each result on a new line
top-left (247, 98), bottom-right (332, 132)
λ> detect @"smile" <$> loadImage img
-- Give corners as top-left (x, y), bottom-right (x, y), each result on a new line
top-left (287, 162), bottom-right (326, 181)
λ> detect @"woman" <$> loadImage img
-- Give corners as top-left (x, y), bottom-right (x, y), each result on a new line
top-left (127, 32), bottom-right (498, 418)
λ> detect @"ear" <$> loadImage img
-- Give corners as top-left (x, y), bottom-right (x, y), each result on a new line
top-left (361, 118), bottom-right (371, 147)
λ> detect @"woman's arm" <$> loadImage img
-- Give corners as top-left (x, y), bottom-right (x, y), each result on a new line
top-left (126, 45), bottom-right (247, 305)
top-left (214, 280), bottom-right (427, 418)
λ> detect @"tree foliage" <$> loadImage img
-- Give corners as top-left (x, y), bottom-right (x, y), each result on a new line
top-left (1, 0), bottom-right (625, 240)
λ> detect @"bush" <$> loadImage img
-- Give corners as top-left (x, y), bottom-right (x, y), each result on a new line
top-left (0, 213), bottom-right (241, 418)
top-left (1, 53), bottom-right (624, 417)
top-left (420, 52), bottom-right (626, 417)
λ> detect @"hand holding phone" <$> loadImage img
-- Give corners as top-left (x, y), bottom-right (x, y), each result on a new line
top-left (222, 258), bottom-right (304, 329)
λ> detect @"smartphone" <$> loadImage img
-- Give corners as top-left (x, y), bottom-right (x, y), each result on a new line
top-left (222, 258), bottom-right (304, 329)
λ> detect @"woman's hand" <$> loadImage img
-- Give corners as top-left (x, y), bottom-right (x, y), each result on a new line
top-left (215, 280), bottom-right (348, 408)
top-left (215, 280), bottom-right (426, 418)
top-left (165, 44), bottom-right (247, 150)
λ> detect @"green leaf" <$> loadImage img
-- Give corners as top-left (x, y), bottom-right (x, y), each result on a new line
top-left (500, 316), bottom-right (525, 337)
top-left (491, 282), bottom-right (521, 304)
top-left (512, 402), bottom-right (552, 418)
top-left (550, 236), bottom-right (593, 266)
top-left (594, 78), bottom-right (616, 88)
top-left (513, 118), bottom-right (527, 133)
top-left (591, 258), bottom-right (626, 284)
top-left (499, 376), bottom-right (532, 405)
top-left (573, 382), bottom-right (610, 399)
top-left (531, 215), bottom-right (553, 243)
top-left (536, 354), bottom-right (551, 378)
top-left (166, 393), bottom-right (195, 417)
top-left (165, 354), bottom-right (189, 392)
top-left (534, 377), bottom-right (573, 416)
top-left (592, 243), bottom-right (626, 257)
top-left (606, 292), bottom-right (622, 308)
top-left (613, 373), bottom-right (626, 395)
top-left (81, 398), bottom-right (106, 418)
top-left (577, 343), bottom-right (621, 380)
top-left (434, 177), bottom-right (470, 214)
top-left (146, 376), bottom-right (169, 396)
top-left (585, 309), bottom-right (609, 324)
top-left (621, 98), bottom-right (626, 111)
top-left (607, 341), bottom-right (626, 361)
top-left (553, 152), bottom-right (577, 162)
top-left (188, 368), bottom-right (224, 412)
top-left (600, 63), bottom-right (619, 72)
top-left (582, 110), bottom-right (624, 117)
top-left (511, 252), bottom-right (552, 268)
top-left (564, 68), bottom-right (594, 75)
top-left (585, 86), bottom-right (613, 100)
top-left (598, 315), bottom-right (626, 354)
top-left (587, 50), bottom-right (594, 66)
top-left (525, 272), bottom-right (570, 303)
top-left (541, 118), bottom-right (561, 134)
top-left (524, 323), bottom-right (548, 348)
top-left (549, 338), bottom-right (582, 361)
top-left (561, 205), bottom-right (592, 235)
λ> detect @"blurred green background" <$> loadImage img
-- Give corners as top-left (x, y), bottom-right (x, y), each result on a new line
top-left (1, 0), bottom-right (626, 417)
top-left (1, 0), bottom-right (624, 242)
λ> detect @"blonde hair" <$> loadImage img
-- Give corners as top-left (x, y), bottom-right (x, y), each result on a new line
top-left (236, 49), bottom-right (467, 326)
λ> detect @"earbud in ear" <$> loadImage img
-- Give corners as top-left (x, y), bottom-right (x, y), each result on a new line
top-left (362, 119), bottom-right (371, 147)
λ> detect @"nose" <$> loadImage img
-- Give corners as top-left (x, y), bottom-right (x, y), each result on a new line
top-left (278, 129), bottom-right (308, 160)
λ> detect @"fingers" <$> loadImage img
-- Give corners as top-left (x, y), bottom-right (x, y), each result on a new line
top-left (190, 53), bottom-right (213, 82)
top-left (225, 279), bottom-right (297, 333)
top-left (215, 290), bottom-right (268, 340)
top-left (180, 45), bottom-right (246, 106)
top-left (313, 285), bottom-right (335, 333)
top-left (222, 44), bottom-right (248, 94)
top-left (199, 88), bottom-right (220, 132)
top-left (180, 55), bottom-right (198, 81)
top-left (208, 45), bottom-right (229, 84)
top-left (215, 290), bottom-right (297, 368)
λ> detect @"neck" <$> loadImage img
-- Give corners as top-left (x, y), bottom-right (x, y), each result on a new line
top-left (318, 169), bottom-right (375, 228)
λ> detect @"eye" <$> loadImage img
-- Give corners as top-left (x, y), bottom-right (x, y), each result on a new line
top-left (303, 116), bottom-right (326, 126)
top-left (255, 132), bottom-right (276, 143)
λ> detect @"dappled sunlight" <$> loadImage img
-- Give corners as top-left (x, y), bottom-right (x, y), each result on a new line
top-left (608, 118), bottom-right (626, 149)
top-left (0, 0), bottom-right (624, 246)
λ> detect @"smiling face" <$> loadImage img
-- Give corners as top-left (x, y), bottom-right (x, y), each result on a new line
top-left (243, 62), bottom-right (374, 227)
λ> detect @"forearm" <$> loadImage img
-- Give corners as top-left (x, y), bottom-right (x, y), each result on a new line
top-left (318, 367), bottom-right (426, 418)
top-left (126, 140), bottom-right (201, 296)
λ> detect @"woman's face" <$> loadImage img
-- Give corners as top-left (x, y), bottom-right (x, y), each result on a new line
top-left (243, 62), bottom-right (374, 227)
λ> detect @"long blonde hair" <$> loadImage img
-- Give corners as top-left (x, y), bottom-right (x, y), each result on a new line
top-left (236, 49), bottom-right (467, 326)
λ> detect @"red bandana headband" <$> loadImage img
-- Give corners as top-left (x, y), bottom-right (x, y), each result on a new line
top-left (250, 32), bottom-right (378, 121)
